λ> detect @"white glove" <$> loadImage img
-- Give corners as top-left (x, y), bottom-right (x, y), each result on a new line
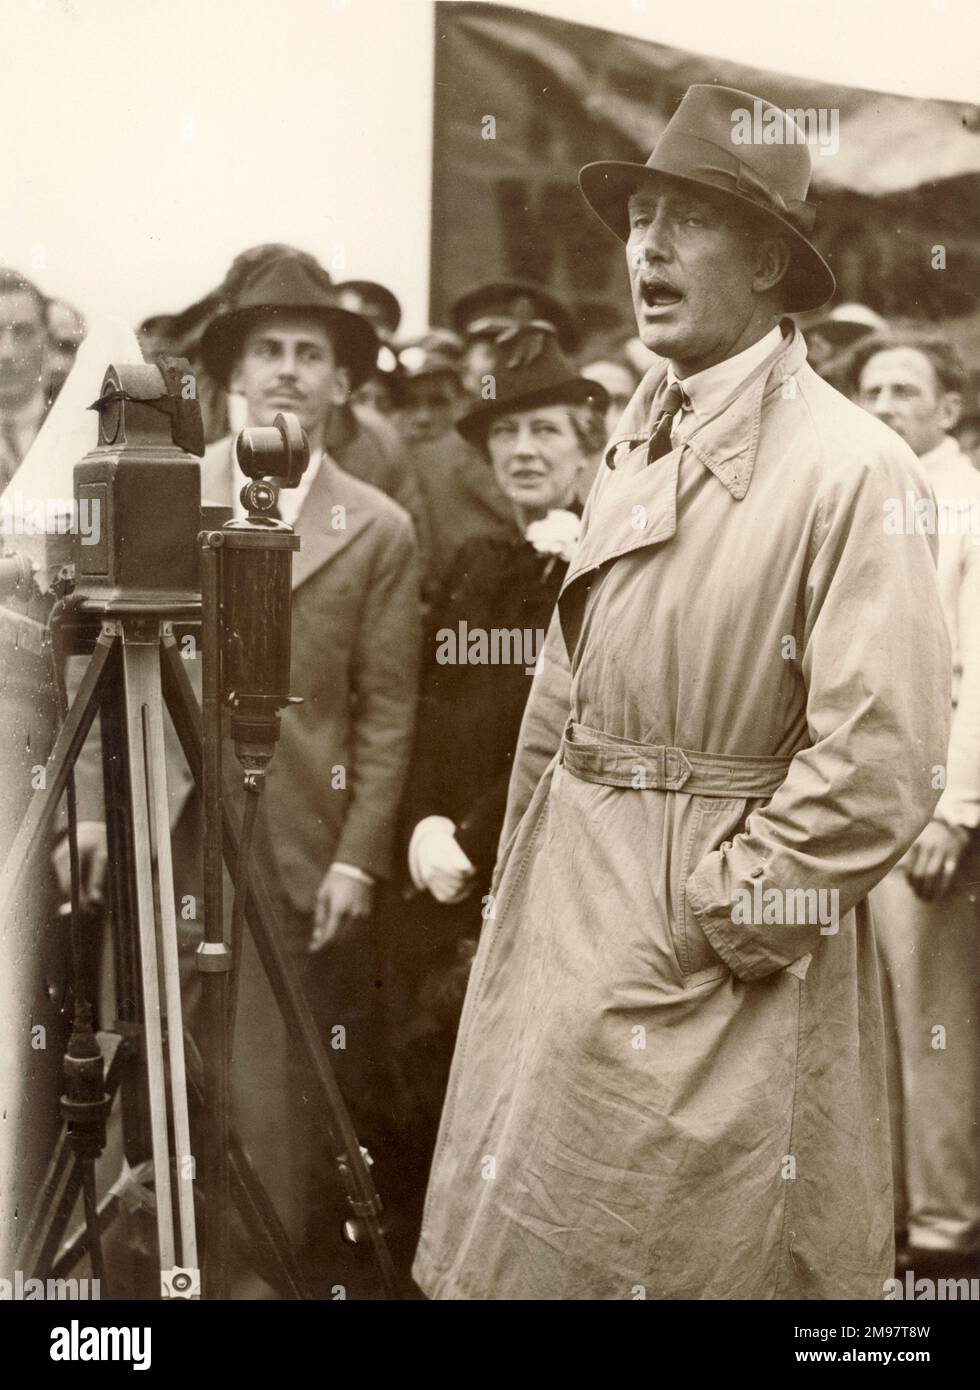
top-left (408, 816), bottom-right (476, 904)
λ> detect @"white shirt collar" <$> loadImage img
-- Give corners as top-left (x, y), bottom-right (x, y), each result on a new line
top-left (668, 324), bottom-right (784, 425)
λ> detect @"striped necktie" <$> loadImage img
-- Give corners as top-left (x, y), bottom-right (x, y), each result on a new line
top-left (647, 382), bottom-right (686, 465)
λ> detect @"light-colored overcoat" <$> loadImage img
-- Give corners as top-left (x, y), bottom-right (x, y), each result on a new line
top-left (413, 324), bottom-right (951, 1300)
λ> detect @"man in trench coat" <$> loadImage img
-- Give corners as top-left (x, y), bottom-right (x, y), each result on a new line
top-left (413, 86), bottom-right (951, 1301)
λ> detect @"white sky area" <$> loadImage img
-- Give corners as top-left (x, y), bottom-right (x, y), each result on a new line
top-left (2, 0), bottom-right (976, 337)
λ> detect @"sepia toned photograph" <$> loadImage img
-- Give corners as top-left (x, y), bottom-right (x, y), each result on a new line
top-left (1, 0), bottom-right (978, 1354)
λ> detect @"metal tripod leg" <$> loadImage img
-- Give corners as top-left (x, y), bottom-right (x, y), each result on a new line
top-left (121, 627), bottom-right (199, 1298)
top-left (160, 633), bottom-right (402, 1297)
top-left (48, 1029), bottom-right (312, 1300)
top-left (0, 628), bottom-right (114, 904)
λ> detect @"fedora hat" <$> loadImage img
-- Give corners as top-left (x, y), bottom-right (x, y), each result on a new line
top-left (450, 281), bottom-right (579, 353)
top-left (456, 325), bottom-right (607, 450)
top-left (200, 254), bottom-right (379, 390)
top-left (579, 85), bottom-right (835, 314)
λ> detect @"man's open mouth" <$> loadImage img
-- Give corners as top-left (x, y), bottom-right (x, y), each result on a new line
top-left (640, 281), bottom-right (683, 308)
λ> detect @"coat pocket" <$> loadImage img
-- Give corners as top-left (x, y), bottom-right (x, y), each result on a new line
top-left (673, 795), bottom-right (751, 978)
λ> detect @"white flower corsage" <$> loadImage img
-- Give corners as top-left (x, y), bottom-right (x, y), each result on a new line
top-left (525, 509), bottom-right (581, 565)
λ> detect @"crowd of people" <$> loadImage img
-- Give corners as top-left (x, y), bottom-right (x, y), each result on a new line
top-left (1, 131), bottom-right (978, 1297)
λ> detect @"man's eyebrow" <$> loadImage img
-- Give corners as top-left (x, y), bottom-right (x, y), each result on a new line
top-left (627, 190), bottom-right (710, 214)
top-left (251, 334), bottom-right (325, 350)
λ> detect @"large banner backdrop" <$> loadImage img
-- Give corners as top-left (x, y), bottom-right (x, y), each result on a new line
top-left (430, 2), bottom-right (980, 357)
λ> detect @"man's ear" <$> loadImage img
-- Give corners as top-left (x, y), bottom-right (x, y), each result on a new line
top-left (753, 236), bottom-right (791, 295)
top-left (938, 390), bottom-right (963, 434)
top-left (330, 364), bottom-right (351, 406)
top-left (228, 359), bottom-right (245, 396)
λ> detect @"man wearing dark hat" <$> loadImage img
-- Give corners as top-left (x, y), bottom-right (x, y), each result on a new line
top-left (200, 254), bottom-right (421, 1271)
top-left (177, 251), bottom-right (425, 557)
top-left (414, 86), bottom-right (950, 1300)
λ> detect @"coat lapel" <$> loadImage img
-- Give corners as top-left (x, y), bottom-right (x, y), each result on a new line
top-left (558, 325), bottom-right (806, 660)
top-left (290, 454), bottom-right (372, 592)
top-left (563, 326), bottom-right (805, 594)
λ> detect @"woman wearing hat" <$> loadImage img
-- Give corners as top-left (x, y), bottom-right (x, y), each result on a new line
top-left (385, 327), bottom-right (606, 1242)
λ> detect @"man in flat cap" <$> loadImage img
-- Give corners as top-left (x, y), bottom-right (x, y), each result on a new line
top-left (414, 85), bottom-right (950, 1300)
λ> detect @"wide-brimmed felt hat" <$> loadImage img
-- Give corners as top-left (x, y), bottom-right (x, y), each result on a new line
top-left (450, 281), bottom-right (579, 353)
top-left (200, 255), bottom-right (379, 389)
top-left (456, 325), bottom-right (608, 449)
top-left (578, 84), bottom-right (835, 314)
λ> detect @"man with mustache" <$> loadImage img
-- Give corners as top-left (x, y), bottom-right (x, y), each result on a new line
top-left (199, 250), bottom-right (419, 947)
top-left (197, 253), bottom-right (420, 1275)
top-left (413, 86), bottom-right (951, 1300)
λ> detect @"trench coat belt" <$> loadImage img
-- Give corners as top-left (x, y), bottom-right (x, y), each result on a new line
top-left (559, 719), bottom-right (794, 797)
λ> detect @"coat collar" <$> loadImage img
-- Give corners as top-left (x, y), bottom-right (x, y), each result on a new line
top-left (289, 451), bottom-right (374, 591)
top-left (201, 436), bottom-right (372, 592)
top-left (668, 323), bottom-right (783, 437)
top-left (603, 319), bottom-right (804, 502)
top-left (560, 323), bottom-right (808, 616)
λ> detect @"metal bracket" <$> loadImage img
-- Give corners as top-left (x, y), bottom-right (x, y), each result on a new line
top-left (161, 1266), bottom-right (200, 1299)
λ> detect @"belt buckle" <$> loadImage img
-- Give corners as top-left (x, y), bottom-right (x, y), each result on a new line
top-left (663, 745), bottom-right (693, 790)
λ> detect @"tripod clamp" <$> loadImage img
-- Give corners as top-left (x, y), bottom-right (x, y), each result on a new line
top-left (162, 1268), bottom-right (200, 1299)
top-left (60, 1002), bottom-right (110, 1161)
